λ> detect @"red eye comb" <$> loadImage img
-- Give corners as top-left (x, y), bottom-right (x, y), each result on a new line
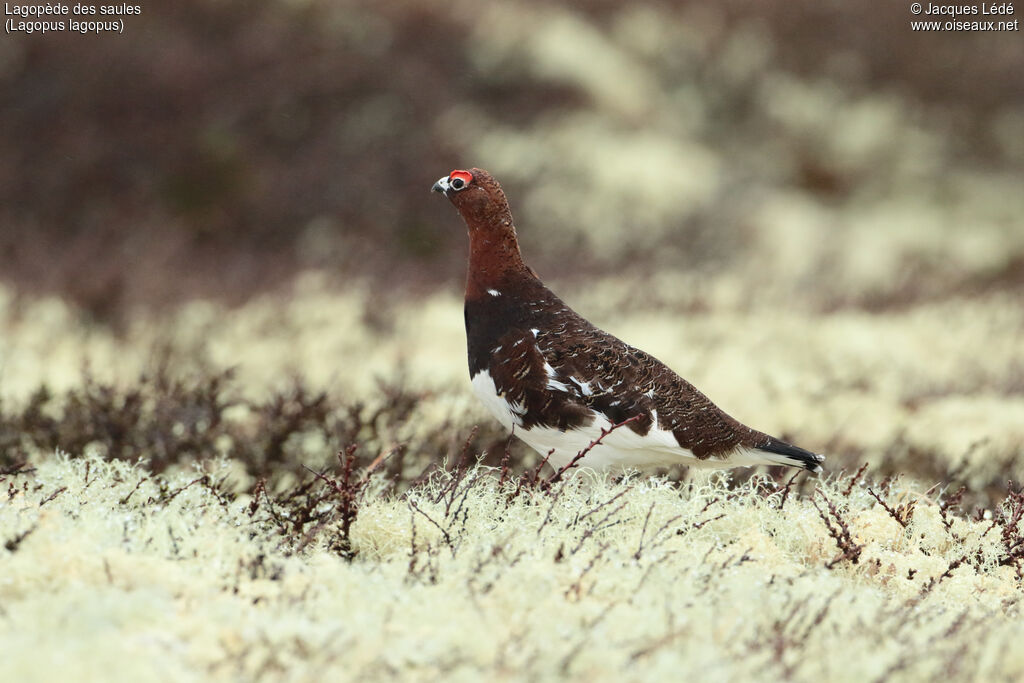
top-left (450, 170), bottom-right (473, 185)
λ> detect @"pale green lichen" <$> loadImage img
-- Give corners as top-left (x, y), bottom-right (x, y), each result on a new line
top-left (3, 457), bottom-right (1023, 681)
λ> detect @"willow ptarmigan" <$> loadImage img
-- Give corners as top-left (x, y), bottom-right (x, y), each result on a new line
top-left (432, 168), bottom-right (824, 475)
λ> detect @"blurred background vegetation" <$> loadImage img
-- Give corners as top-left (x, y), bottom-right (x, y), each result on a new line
top-left (3, 8), bottom-right (1023, 675)
top-left (2, 0), bottom-right (1021, 319)
top-left (1, 0), bottom-right (1022, 494)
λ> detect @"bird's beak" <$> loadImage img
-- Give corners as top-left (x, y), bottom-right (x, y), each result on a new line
top-left (431, 176), bottom-right (450, 194)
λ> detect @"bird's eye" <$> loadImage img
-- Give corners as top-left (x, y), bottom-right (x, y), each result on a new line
top-left (448, 169), bottom-right (473, 191)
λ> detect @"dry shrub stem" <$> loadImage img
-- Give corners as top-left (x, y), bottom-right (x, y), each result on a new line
top-left (544, 415), bottom-right (643, 488)
top-left (922, 555), bottom-right (967, 595)
top-left (39, 486), bottom-right (68, 507)
top-left (812, 490), bottom-right (862, 568)
top-left (1, 366), bottom-right (508, 488)
top-left (3, 524), bottom-right (37, 553)
top-left (939, 486), bottom-right (967, 534)
top-left (998, 486), bottom-right (1024, 577)
top-left (867, 486), bottom-right (917, 528)
top-left (842, 463), bottom-right (870, 497)
top-left (305, 445), bottom-right (378, 560)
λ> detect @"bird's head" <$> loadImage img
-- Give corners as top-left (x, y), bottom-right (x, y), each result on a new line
top-left (432, 168), bottom-right (513, 230)
top-left (433, 167), bottom-right (535, 292)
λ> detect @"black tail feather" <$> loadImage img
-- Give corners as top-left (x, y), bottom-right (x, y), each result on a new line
top-left (757, 436), bottom-right (824, 473)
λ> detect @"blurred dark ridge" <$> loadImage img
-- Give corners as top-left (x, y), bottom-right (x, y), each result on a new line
top-left (1, 2), bottom-right (477, 321)
top-left (1, 0), bottom-right (1021, 323)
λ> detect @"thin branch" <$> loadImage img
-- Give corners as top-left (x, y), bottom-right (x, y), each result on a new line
top-left (812, 489), bottom-right (862, 568)
top-left (543, 415), bottom-right (643, 487)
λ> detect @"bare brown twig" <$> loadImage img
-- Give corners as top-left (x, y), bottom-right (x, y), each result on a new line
top-left (543, 415), bottom-right (643, 488)
top-left (867, 487), bottom-right (916, 528)
top-left (812, 489), bottom-right (862, 568)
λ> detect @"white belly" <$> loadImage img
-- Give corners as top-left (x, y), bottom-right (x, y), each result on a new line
top-left (470, 370), bottom-right (724, 471)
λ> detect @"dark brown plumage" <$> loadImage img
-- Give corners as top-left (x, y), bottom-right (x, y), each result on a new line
top-left (433, 168), bottom-right (823, 473)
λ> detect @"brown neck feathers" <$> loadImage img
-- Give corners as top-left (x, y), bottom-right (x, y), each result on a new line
top-left (449, 169), bottom-right (534, 300)
top-left (464, 215), bottom-right (530, 300)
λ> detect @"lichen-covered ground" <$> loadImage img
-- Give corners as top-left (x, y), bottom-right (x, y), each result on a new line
top-left (3, 455), bottom-right (1023, 681)
top-left (3, 2), bottom-right (1022, 679)
top-left (1, 272), bottom-right (1022, 681)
